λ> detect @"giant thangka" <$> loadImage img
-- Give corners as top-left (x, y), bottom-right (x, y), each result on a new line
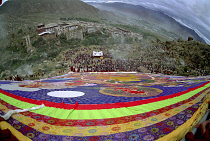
top-left (0, 73), bottom-right (210, 141)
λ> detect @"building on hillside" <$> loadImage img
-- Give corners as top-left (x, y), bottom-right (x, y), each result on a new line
top-left (36, 21), bottom-right (142, 43)
top-left (55, 22), bottom-right (71, 36)
top-left (61, 25), bottom-right (79, 34)
top-left (87, 26), bottom-right (96, 34)
top-left (37, 23), bottom-right (57, 40)
top-left (37, 23), bottom-right (45, 34)
top-left (45, 23), bottom-right (58, 33)
top-left (38, 31), bottom-right (56, 40)
top-left (37, 22), bottom-right (84, 41)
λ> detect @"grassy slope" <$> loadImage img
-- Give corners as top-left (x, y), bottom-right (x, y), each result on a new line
top-left (0, 0), bottom-right (209, 79)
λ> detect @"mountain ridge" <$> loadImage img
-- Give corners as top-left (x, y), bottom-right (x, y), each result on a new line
top-left (0, 0), bottom-right (99, 17)
top-left (0, 0), bottom-right (121, 28)
top-left (88, 2), bottom-right (206, 43)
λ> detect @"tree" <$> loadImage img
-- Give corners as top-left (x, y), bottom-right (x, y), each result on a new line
top-left (18, 29), bottom-right (23, 34)
top-left (37, 37), bottom-right (43, 42)
top-left (60, 33), bottom-right (67, 43)
top-left (11, 33), bottom-right (15, 38)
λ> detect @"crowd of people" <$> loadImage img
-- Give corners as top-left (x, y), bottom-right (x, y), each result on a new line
top-left (6, 43), bottom-right (206, 81)
top-left (63, 47), bottom-right (178, 75)
top-left (7, 75), bottom-right (22, 81)
top-left (62, 46), bottom-right (206, 76)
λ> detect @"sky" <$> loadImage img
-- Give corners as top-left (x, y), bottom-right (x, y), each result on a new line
top-left (1, 0), bottom-right (209, 44)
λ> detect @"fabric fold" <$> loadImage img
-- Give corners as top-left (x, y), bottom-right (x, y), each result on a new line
top-left (0, 104), bottom-right (45, 120)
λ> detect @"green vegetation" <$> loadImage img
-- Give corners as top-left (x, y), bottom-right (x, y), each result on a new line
top-left (60, 17), bottom-right (99, 23)
top-left (111, 24), bottom-right (170, 41)
top-left (154, 40), bottom-right (210, 76)
top-left (32, 37), bottom-right (47, 48)
top-left (82, 31), bottom-right (109, 46)
top-left (18, 29), bottom-right (23, 34)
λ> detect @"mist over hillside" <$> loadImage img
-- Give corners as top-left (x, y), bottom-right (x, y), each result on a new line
top-left (83, 0), bottom-right (210, 44)
top-left (88, 2), bottom-right (206, 43)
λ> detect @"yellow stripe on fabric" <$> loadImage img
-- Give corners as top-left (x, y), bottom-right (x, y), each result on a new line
top-left (0, 90), bottom-right (207, 137)
top-left (0, 83), bottom-right (209, 120)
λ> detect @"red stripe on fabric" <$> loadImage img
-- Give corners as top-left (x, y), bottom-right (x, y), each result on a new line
top-left (0, 81), bottom-right (209, 110)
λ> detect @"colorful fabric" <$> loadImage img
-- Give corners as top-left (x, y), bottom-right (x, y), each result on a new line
top-left (0, 73), bottom-right (209, 140)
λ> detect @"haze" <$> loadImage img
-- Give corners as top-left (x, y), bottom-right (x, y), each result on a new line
top-left (83, 0), bottom-right (210, 44)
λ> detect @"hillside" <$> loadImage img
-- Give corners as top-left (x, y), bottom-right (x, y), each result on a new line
top-left (1, 0), bottom-right (101, 18)
top-left (0, 23), bottom-right (209, 80)
top-left (0, 0), bottom-right (121, 69)
top-left (0, 0), bottom-right (209, 80)
top-left (0, 0), bottom-right (119, 40)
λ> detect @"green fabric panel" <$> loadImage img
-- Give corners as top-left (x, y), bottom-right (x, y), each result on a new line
top-left (120, 107), bottom-right (138, 115)
top-left (107, 108), bottom-right (118, 118)
top-left (95, 110), bottom-right (106, 119)
top-left (70, 110), bottom-right (88, 119)
top-left (49, 108), bottom-right (62, 117)
top-left (0, 94), bottom-right (32, 108)
top-left (60, 109), bottom-right (73, 119)
top-left (96, 109), bottom-right (107, 119)
top-left (103, 109), bottom-right (115, 118)
top-left (72, 109), bottom-right (84, 119)
top-left (55, 109), bottom-right (68, 119)
top-left (39, 107), bottom-right (55, 116)
top-left (112, 108), bottom-right (128, 117)
top-left (34, 106), bottom-right (48, 113)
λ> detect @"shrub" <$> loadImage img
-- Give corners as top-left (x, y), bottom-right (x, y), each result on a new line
top-left (18, 29), bottom-right (23, 34)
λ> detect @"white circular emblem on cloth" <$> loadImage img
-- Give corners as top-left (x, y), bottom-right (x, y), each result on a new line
top-left (47, 91), bottom-right (85, 98)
